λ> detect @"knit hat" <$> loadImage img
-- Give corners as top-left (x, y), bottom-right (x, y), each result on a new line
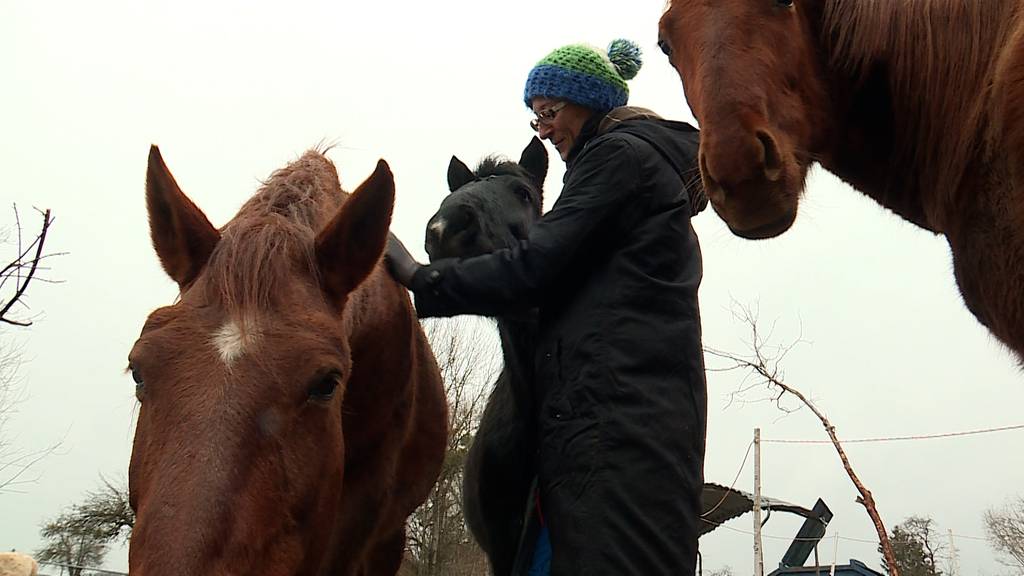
top-left (524, 39), bottom-right (643, 112)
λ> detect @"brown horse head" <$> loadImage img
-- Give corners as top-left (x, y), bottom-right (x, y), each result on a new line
top-left (129, 146), bottom-right (395, 575)
top-left (660, 1), bottom-right (1024, 363)
top-left (658, 1), bottom-right (833, 238)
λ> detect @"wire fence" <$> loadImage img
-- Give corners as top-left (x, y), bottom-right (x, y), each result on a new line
top-left (37, 560), bottom-right (128, 576)
top-left (762, 422), bottom-right (1024, 444)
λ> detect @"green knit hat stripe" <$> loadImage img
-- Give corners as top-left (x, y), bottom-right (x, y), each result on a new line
top-left (523, 39), bottom-right (642, 110)
top-left (536, 45), bottom-right (628, 93)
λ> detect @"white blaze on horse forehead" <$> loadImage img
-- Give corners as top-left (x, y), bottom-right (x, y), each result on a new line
top-left (211, 319), bottom-right (260, 365)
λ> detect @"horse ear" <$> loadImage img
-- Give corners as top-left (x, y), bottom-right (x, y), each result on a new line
top-left (315, 159), bottom-right (395, 303)
top-left (519, 136), bottom-right (548, 192)
top-left (146, 145), bottom-right (220, 289)
top-left (447, 156), bottom-right (477, 192)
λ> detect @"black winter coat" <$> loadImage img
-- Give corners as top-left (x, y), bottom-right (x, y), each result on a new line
top-left (411, 108), bottom-right (707, 576)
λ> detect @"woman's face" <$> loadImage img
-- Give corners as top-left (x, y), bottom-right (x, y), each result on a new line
top-left (531, 98), bottom-right (592, 162)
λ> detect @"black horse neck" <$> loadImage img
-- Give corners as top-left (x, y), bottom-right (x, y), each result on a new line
top-left (496, 312), bottom-right (538, 377)
top-left (496, 311), bottom-right (539, 416)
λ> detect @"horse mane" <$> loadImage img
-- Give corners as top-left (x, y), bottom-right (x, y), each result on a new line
top-left (474, 155), bottom-right (543, 208)
top-left (822, 1), bottom-right (1019, 218)
top-left (204, 150), bottom-right (346, 322)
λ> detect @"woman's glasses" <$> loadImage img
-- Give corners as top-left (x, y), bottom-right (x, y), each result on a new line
top-left (530, 102), bottom-right (567, 132)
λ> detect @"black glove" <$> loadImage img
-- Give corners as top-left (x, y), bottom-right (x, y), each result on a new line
top-left (384, 232), bottom-right (422, 287)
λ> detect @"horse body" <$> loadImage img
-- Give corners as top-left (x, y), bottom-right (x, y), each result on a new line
top-left (0, 553), bottom-right (37, 576)
top-left (128, 147), bottom-right (446, 575)
top-left (425, 138), bottom-right (548, 575)
top-left (659, 0), bottom-right (1024, 362)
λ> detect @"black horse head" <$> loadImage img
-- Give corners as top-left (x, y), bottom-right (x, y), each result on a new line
top-left (425, 137), bottom-right (547, 261)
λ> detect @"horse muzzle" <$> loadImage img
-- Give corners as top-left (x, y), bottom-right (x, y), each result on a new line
top-left (699, 128), bottom-right (802, 239)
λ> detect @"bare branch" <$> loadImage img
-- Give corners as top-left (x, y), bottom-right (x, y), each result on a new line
top-left (1, 206), bottom-right (57, 327)
top-left (706, 302), bottom-right (901, 576)
top-left (0, 433), bottom-right (64, 494)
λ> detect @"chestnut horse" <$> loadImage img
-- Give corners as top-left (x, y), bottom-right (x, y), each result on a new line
top-left (659, 1), bottom-right (1024, 362)
top-left (128, 147), bottom-right (447, 575)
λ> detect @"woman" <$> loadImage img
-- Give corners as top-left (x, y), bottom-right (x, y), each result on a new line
top-left (387, 39), bottom-right (708, 575)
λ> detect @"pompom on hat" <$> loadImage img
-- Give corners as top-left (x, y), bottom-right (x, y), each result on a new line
top-left (524, 39), bottom-right (643, 112)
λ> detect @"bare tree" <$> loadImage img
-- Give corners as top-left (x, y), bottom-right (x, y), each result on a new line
top-left (0, 335), bottom-right (33, 493)
top-left (882, 516), bottom-right (943, 576)
top-left (984, 495), bottom-right (1024, 572)
top-left (1, 205), bottom-right (62, 493)
top-left (36, 513), bottom-right (109, 576)
top-left (704, 303), bottom-right (901, 576)
top-left (403, 318), bottom-right (496, 576)
top-left (32, 478), bottom-right (133, 576)
top-left (708, 565), bottom-right (735, 576)
top-left (61, 478), bottom-right (134, 544)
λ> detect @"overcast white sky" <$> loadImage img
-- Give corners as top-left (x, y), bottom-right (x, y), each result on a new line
top-left (2, 1), bottom-right (1022, 574)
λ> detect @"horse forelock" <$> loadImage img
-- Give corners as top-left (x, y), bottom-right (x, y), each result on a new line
top-left (203, 150), bottom-right (348, 324)
top-left (474, 156), bottom-right (543, 209)
top-left (823, 0), bottom-right (1019, 218)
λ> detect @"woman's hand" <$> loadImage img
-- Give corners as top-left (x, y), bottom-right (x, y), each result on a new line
top-left (384, 232), bottom-right (422, 287)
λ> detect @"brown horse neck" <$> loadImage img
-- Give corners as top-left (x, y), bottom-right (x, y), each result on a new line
top-left (820, 68), bottom-right (937, 231)
top-left (819, 1), bottom-right (1021, 234)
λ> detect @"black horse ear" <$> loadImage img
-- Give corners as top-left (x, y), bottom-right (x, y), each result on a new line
top-left (519, 137), bottom-right (548, 191)
top-left (447, 156), bottom-right (477, 192)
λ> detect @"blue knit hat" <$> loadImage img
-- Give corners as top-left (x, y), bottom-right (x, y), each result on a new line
top-left (523, 39), bottom-right (643, 111)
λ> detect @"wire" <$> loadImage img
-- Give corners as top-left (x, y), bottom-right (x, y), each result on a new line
top-left (762, 423), bottom-right (1024, 444)
top-left (702, 441), bottom-right (754, 519)
top-left (947, 532), bottom-right (991, 542)
top-left (708, 517), bottom-right (874, 543)
top-left (703, 517), bottom-right (989, 545)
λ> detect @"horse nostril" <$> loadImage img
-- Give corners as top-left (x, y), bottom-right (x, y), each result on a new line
top-left (757, 130), bottom-right (784, 182)
top-left (699, 152), bottom-right (722, 201)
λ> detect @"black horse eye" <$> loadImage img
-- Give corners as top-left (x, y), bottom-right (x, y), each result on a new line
top-left (308, 370), bottom-right (342, 402)
top-left (658, 38), bottom-right (672, 57)
top-left (777, 0), bottom-right (794, 7)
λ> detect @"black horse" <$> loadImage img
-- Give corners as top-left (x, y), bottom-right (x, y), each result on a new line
top-left (424, 137), bottom-right (547, 576)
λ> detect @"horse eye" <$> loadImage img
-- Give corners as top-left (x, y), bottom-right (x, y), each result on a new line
top-left (129, 364), bottom-right (145, 401)
top-left (776, 0), bottom-right (794, 7)
top-left (658, 38), bottom-right (672, 57)
top-left (307, 370), bottom-right (342, 402)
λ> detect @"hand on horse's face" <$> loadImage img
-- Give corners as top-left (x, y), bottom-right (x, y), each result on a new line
top-left (384, 232), bottom-right (422, 287)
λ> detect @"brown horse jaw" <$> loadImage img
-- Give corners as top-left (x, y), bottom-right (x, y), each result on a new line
top-left (725, 210), bottom-right (799, 240)
top-left (705, 178), bottom-right (801, 239)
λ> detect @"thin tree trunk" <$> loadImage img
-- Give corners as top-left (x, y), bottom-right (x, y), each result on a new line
top-left (749, 362), bottom-right (900, 576)
top-left (704, 306), bottom-right (901, 576)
